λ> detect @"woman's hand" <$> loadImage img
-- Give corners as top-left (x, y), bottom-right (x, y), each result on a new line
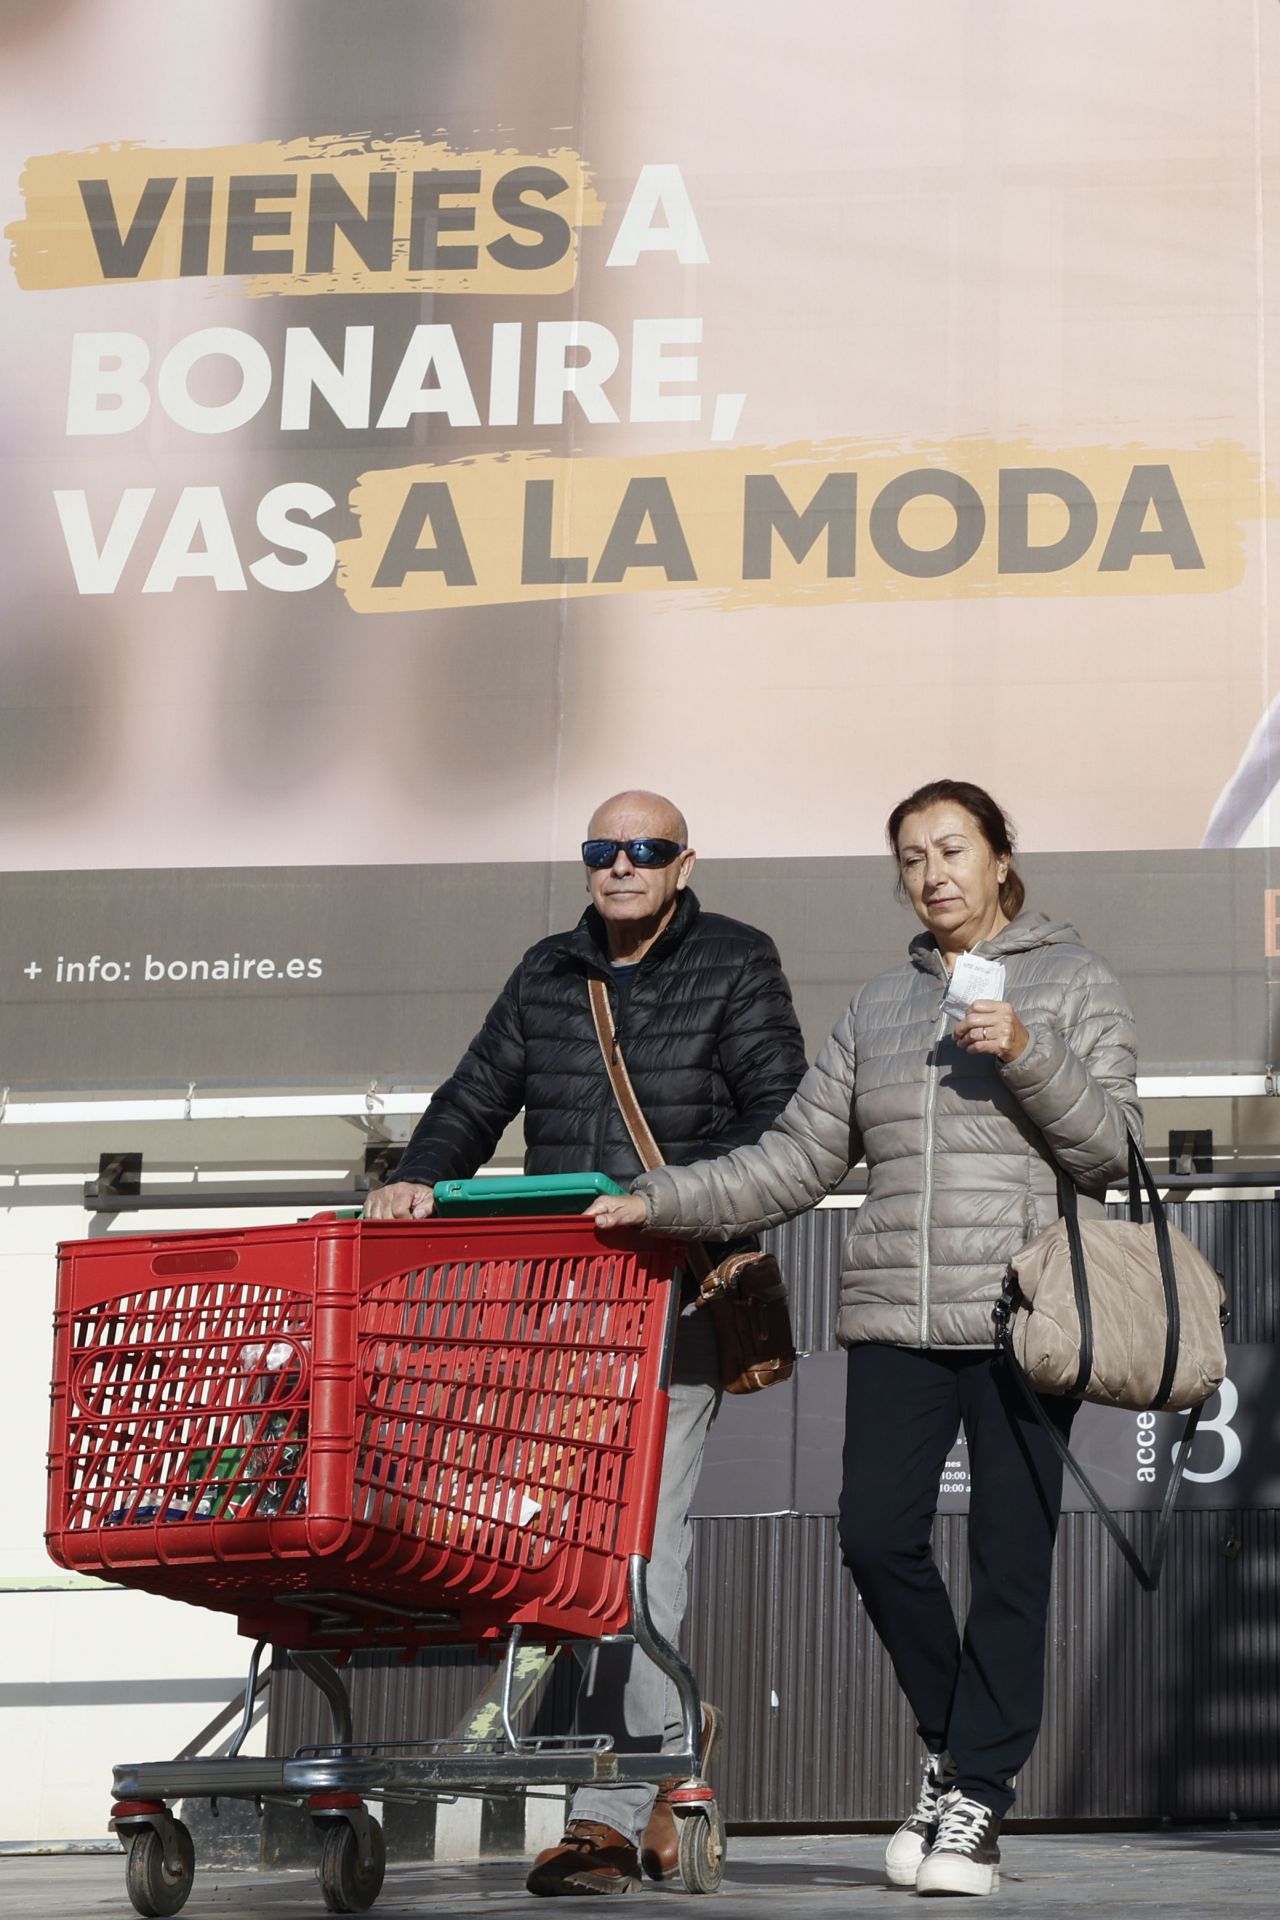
top-left (586, 1192), bottom-right (649, 1230)
top-left (954, 998), bottom-right (1030, 1065)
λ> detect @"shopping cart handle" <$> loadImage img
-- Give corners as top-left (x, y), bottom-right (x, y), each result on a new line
top-left (313, 1177), bottom-right (626, 1223)
top-left (432, 1173), bottom-right (625, 1217)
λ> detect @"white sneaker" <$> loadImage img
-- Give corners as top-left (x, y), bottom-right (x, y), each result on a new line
top-left (914, 1788), bottom-right (1002, 1896)
top-left (884, 1751), bottom-right (956, 1889)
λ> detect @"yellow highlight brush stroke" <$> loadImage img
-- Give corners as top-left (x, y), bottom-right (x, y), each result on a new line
top-left (8, 133), bottom-right (603, 296)
top-left (336, 437), bottom-right (1267, 614)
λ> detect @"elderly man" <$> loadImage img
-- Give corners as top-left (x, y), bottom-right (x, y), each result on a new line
top-left (368, 789), bottom-right (806, 1896)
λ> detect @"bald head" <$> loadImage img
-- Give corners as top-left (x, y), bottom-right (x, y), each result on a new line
top-left (587, 789), bottom-right (689, 845)
top-left (582, 788), bottom-right (696, 961)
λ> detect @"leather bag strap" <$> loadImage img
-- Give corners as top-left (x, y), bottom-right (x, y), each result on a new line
top-left (997, 1327), bottom-right (1201, 1592)
top-left (587, 977), bottom-right (714, 1282)
top-left (587, 976), bottom-right (663, 1172)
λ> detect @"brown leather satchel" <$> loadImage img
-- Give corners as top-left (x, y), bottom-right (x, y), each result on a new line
top-left (587, 977), bottom-right (796, 1394)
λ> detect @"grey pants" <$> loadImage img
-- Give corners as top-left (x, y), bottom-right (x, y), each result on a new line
top-left (568, 1289), bottom-right (722, 1844)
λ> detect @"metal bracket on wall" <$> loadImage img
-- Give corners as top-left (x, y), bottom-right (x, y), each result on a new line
top-left (88, 1150), bottom-right (143, 1202)
top-left (361, 1143), bottom-right (401, 1191)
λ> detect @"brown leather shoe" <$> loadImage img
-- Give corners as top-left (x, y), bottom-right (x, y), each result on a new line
top-left (639, 1703), bottom-right (725, 1882)
top-left (526, 1820), bottom-right (642, 1897)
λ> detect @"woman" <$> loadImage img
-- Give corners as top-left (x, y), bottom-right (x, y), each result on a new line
top-left (589, 779), bottom-right (1140, 1898)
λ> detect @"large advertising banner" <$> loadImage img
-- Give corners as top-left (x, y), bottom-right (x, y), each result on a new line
top-left (2, 0), bottom-right (1278, 1087)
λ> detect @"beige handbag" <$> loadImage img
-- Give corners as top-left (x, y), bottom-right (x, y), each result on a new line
top-left (995, 1134), bottom-right (1228, 1588)
top-left (587, 977), bottom-right (796, 1394)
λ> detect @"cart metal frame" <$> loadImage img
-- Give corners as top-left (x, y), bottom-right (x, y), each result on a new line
top-left (114, 1555), bottom-right (707, 1802)
top-left (104, 1257), bottom-right (725, 1913)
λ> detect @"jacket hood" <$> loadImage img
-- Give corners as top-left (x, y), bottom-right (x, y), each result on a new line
top-left (909, 909), bottom-right (1083, 974)
top-left (563, 886), bottom-right (702, 970)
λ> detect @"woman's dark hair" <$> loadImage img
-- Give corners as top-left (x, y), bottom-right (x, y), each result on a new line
top-left (886, 778), bottom-right (1026, 919)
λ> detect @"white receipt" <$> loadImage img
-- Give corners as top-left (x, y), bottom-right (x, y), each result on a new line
top-left (941, 950), bottom-right (1006, 1020)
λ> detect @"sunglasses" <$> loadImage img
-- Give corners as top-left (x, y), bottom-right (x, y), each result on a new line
top-left (581, 837), bottom-right (686, 870)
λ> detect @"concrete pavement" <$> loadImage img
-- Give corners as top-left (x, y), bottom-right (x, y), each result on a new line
top-left (2, 1828), bottom-right (1278, 1919)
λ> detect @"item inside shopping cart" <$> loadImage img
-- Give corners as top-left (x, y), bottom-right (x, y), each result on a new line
top-left (46, 1177), bottom-right (725, 1913)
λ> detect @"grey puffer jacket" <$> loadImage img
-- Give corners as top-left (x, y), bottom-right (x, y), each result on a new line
top-left (634, 912), bottom-right (1141, 1350)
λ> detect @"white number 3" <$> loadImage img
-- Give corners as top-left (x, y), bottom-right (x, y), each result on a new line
top-left (1178, 1375), bottom-right (1241, 1484)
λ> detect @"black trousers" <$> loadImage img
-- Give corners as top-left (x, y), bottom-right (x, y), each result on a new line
top-left (839, 1343), bottom-right (1076, 1818)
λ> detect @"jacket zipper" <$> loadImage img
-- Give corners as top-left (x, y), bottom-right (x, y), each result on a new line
top-left (916, 1004), bottom-right (949, 1347)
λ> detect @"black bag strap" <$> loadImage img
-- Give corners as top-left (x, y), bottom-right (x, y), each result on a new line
top-left (996, 1323), bottom-right (1202, 1592)
top-left (1012, 1126), bottom-right (1206, 1587)
top-left (1052, 1165), bottom-right (1095, 1397)
top-left (1053, 1132), bottom-right (1182, 1411)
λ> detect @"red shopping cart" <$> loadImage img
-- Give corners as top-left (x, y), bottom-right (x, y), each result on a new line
top-left (47, 1184), bottom-right (724, 1914)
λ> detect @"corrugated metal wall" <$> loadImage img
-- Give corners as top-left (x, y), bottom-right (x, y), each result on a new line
top-left (681, 1508), bottom-right (1280, 1822)
top-left (268, 1199), bottom-right (1280, 1826)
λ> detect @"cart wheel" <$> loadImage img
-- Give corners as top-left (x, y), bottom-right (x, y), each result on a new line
top-left (677, 1805), bottom-right (725, 1895)
top-left (318, 1815), bottom-right (386, 1914)
top-left (124, 1820), bottom-right (195, 1918)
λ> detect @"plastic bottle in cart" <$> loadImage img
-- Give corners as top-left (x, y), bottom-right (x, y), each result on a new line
top-left (239, 1338), bottom-right (308, 1516)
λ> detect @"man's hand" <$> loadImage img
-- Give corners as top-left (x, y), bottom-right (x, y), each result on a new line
top-left (586, 1193), bottom-right (648, 1230)
top-left (364, 1181), bottom-right (436, 1221)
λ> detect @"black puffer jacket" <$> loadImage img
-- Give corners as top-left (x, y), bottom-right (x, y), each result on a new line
top-left (392, 890), bottom-right (808, 1187)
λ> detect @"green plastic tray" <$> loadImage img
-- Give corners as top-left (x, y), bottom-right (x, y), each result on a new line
top-left (430, 1172), bottom-right (625, 1216)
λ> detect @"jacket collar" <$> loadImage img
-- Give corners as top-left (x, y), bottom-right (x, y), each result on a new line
top-left (562, 887), bottom-right (702, 974)
top-left (908, 908), bottom-right (1081, 977)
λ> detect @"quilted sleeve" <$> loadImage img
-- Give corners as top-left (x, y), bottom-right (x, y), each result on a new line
top-left (633, 999), bottom-right (862, 1237)
top-left (999, 953), bottom-right (1141, 1189)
